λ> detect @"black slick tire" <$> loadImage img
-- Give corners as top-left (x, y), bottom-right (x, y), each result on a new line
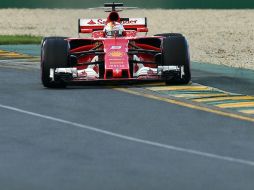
top-left (41, 37), bottom-right (69, 88)
top-left (155, 33), bottom-right (183, 37)
top-left (162, 35), bottom-right (191, 85)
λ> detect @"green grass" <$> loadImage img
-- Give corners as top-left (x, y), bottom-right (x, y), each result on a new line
top-left (0, 35), bottom-right (42, 45)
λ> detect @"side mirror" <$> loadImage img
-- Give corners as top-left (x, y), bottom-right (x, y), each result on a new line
top-left (137, 28), bottom-right (148, 33)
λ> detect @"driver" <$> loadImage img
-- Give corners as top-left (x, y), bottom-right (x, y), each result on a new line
top-left (104, 21), bottom-right (124, 37)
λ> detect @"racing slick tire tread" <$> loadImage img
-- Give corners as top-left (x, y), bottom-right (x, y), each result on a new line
top-left (162, 36), bottom-right (191, 85)
top-left (41, 38), bottom-right (69, 88)
top-left (154, 33), bottom-right (183, 37)
top-left (41, 37), bottom-right (67, 46)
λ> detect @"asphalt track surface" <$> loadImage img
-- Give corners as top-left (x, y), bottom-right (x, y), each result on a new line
top-left (0, 57), bottom-right (254, 189)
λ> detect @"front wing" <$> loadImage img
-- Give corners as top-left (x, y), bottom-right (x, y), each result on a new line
top-left (50, 65), bottom-right (184, 83)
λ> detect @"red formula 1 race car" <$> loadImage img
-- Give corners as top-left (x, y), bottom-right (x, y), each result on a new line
top-left (41, 3), bottom-right (191, 88)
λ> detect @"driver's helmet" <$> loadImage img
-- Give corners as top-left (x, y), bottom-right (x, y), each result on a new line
top-left (104, 21), bottom-right (124, 37)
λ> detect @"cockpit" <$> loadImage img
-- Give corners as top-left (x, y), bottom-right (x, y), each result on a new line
top-left (103, 11), bottom-right (125, 37)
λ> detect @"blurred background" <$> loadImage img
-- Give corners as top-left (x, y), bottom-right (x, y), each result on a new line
top-left (0, 0), bottom-right (254, 9)
top-left (0, 0), bottom-right (253, 69)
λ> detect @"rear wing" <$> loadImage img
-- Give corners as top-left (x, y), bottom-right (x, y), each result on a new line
top-left (78, 18), bottom-right (147, 33)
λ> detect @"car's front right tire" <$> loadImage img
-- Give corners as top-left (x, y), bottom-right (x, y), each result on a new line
top-left (161, 35), bottom-right (191, 85)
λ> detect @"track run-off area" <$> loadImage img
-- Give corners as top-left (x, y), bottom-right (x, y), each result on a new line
top-left (0, 46), bottom-right (254, 190)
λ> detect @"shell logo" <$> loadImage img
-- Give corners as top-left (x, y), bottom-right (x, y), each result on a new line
top-left (110, 51), bottom-right (123, 57)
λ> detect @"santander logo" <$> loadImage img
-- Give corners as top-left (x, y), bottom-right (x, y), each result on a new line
top-left (85, 18), bottom-right (140, 25)
top-left (87, 20), bottom-right (96, 25)
top-left (97, 18), bottom-right (138, 25)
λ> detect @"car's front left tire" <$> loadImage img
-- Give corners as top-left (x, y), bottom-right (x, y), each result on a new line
top-left (41, 37), bottom-right (69, 88)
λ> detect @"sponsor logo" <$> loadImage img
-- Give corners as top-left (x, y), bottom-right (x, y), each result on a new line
top-left (109, 58), bottom-right (123, 61)
top-left (121, 20), bottom-right (138, 24)
top-left (83, 18), bottom-right (142, 26)
top-left (110, 51), bottom-right (123, 57)
top-left (87, 19), bottom-right (96, 25)
top-left (110, 46), bottom-right (122, 50)
top-left (97, 19), bottom-right (138, 25)
top-left (109, 63), bottom-right (124, 67)
top-left (97, 19), bottom-right (106, 25)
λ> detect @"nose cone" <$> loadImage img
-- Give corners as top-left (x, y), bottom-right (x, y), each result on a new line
top-left (103, 38), bottom-right (130, 78)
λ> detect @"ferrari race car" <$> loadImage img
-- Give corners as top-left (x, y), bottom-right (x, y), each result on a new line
top-left (41, 3), bottom-right (191, 88)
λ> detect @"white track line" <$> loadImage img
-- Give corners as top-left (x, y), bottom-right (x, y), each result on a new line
top-left (1, 103), bottom-right (254, 167)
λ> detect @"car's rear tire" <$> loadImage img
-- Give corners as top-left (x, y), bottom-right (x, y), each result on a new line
top-left (162, 35), bottom-right (191, 85)
top-left (41, 38), bottom-right (69, 88)
top-left (41, 37), bottom-right (67, 45)
top-left (155, 33), bottom-right (183, 37)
